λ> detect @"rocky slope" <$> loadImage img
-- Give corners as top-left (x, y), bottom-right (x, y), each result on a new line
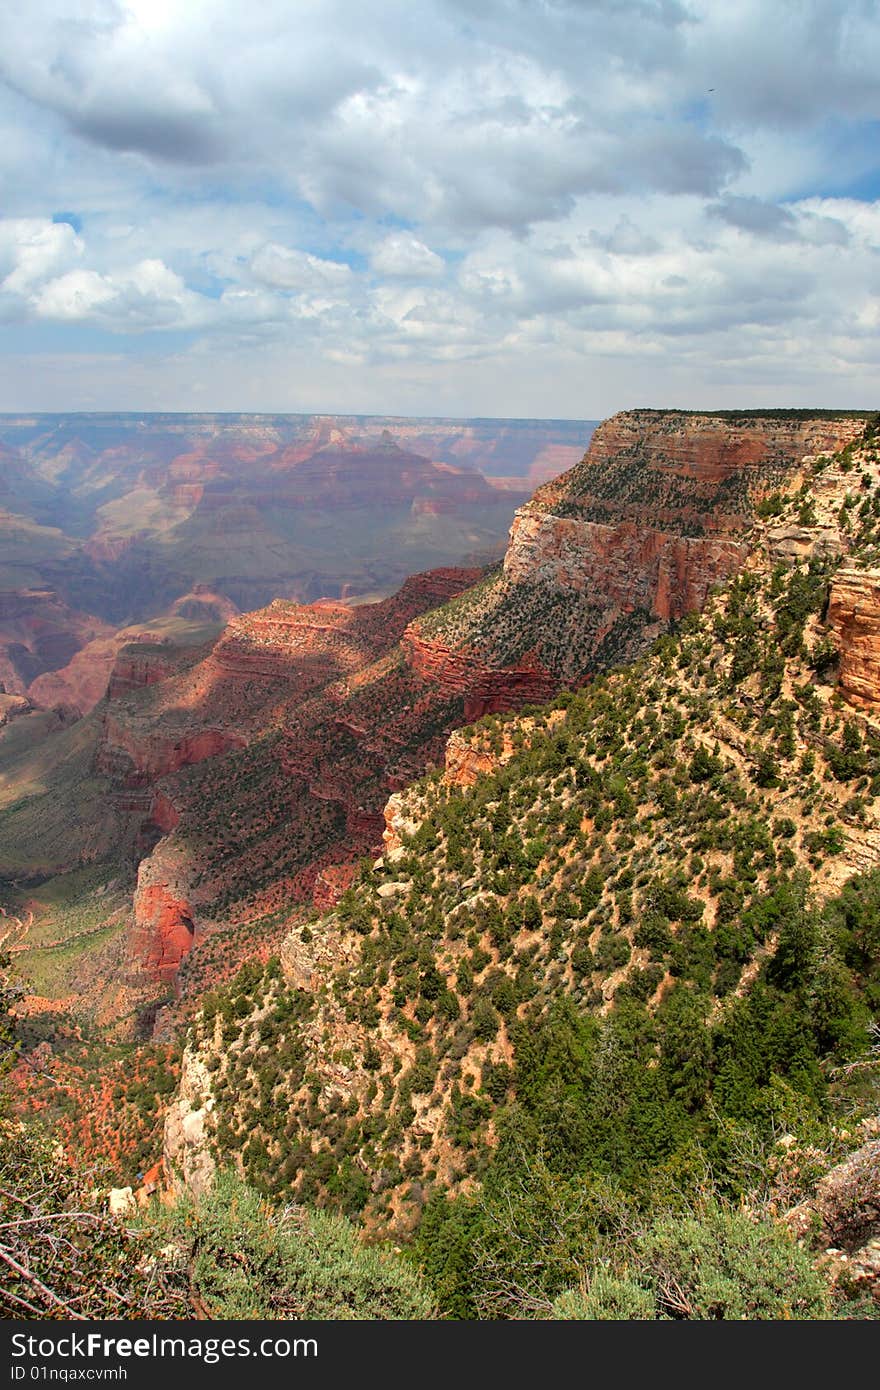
top-left (163, 419), bottom-right (880, 1283)
top-left (6, 410), bottom-right (873, 1024)
top-left (413, 410), bottom-right (868, 686)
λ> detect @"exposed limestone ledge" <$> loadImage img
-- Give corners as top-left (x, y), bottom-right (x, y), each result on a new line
top-left (382, 791), bottom-right (421, 853)
top-left (765, 523), bottom-right (844, 563)
top-left (163, 1047), bottom-right (216, 1198)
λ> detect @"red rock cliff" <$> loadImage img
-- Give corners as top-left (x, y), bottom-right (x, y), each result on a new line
top-left (504, 411), bottom-right (866, 624)
top-left (401, 628), bottom-right (556, 716)
top-left (131, 855), bottom-right (195, 986)
top-left (827, 568), bottom-right (880, 710)
top-left (96, 714), bottom-right (246, 785)
top-left (106, 643), bottom-right (182, 700)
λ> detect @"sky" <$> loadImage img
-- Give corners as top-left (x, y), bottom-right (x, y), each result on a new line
top-left (0, 0), bottom-right (878, 418)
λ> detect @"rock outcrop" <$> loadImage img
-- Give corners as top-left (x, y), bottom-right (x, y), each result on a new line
top-left (0, 692), bottom-right (30, 727)
top-left (504, 512), bottom-right (744, 623)
top-left (505, 411), bottom-right (867, 626)
top-left (96, 714), bottom-right (246, 785)
top-left (443, 729), bottom-right (508, 788)
top-left (401, 629), bottom-right (556, 717)
top-left (106, 643), bottom-right (184, 701)
top-left (382, 792), bottom-right (422, 853)
top-left (827, 568), bottom-right (880, 710)
top-left (787, 1133), bottom-right (880, 1301)
top-left (163, 1047), bottom-right (216, 1196)
top-left (131, 855), bottom-right (196, 986)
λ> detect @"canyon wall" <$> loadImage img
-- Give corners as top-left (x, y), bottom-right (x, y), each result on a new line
top-left (528, 411), bottom-right (865, 520)
top-left (96, 713), bottom-right (246, 785)
top-left (401, 628), bottom-right (556, 717)
top-left (503, 411), bottom-right (867, 627)
top-left (828, 568), bottom-right (880, 710)
top-left (106, 644), bottom-right (186, 701)
top-left (503, 513), bottom-right (744, 622)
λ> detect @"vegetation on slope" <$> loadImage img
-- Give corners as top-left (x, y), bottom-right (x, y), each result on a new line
top-left (174, 426), bottom-right (880, 1316)
top-left (0, 1118), bottom-right (433, 1320)
top-left (4, 420), bottom-right (880, 1320)
top-left (0, 957), bottom-right (432, 1321)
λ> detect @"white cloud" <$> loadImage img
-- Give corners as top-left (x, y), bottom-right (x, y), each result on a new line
top-left (33, 257), bottom-right (206, 329)
top-left (0, 218), bottom-right (83, 293)
top-left (32, 268), bottom-right (116, 319)
top-left (370, 232), bottom-right (444, 279)
top-left (249, 243), bottom-right (353, 293)
top-left (0, 2), bottom-right (876, 411)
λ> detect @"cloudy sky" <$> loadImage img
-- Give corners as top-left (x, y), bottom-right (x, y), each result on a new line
top-left (0, 0), bottom-right (878, 417)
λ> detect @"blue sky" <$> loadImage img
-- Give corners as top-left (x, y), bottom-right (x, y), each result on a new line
top-left (0, 0), bottom-right (878, 417)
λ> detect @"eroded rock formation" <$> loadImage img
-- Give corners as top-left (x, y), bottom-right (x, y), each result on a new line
top-left (0, 589), bottom-right (113, 699)
top-left (401, 629), bottom-right (556, 717)
top-left (443, 729), bottom-right (507, 788)
top-left (505, 411), bottom-right (866, 626)
top-left (131, 862), bottom-right (196, 986)
top-left (163, 1047), bottom-right (216, 1196)
top-left (827, 568), bottom-right (880, 709)
top-left (504, 513), bottom-right (744, 623)
top-left (106, 644), bottom-right (186, 701)
top-left (96, 715), bottom-right (246, 785)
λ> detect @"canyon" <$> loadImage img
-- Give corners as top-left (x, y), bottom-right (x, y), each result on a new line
top-left (0, 412), bottom-right (582, 627)
top-left (3, 407), bottom-right (873, 1025)
top-left (0, 414), bottom-right (571, 735)
top-left (4, 407), bottom-right (880, 1320)
top-left (154, 414), bottom-right (880, 1295)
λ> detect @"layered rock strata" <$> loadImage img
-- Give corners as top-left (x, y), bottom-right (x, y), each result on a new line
top-left (827, 568), bottom-right (880, 710)
top-left (505, 411), bottom-right (866, 625)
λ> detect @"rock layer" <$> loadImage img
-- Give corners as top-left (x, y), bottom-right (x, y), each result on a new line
top-left (506, 411), bottom-right (867, 624)
top-left (96, 714), bottom-right (246, 785)
top-left (827, 568), bottom-right (880, 709)
top-left (401, 628), bottom-right (556, 716)
top-left (131, 864), bottom-right (195, 986)
top-left (528, 411), bottom-right (865, 523)
top-left (504, 513), bottom-right (744, 622)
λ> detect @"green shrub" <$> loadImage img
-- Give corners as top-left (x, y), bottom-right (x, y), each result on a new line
top-left (635, 1204), bottom-right (829, 1320)
top-left (552, 1203), bottom-right (830, 1320)
top-left (595, 931), bottom-right (631, 972)
top-left (151, 1170), bottom-right (435, 1319)
top-left (551, 1269), bottom-right (654, 1320)
top-left (472, 996), bottom-right (501, 1041)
